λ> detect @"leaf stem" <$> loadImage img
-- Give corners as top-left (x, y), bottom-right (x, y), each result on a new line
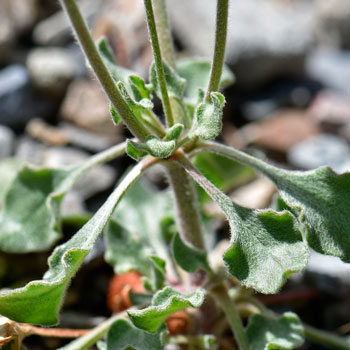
top-left (205, 0), bottom-right (229, 101)
top-left (165, 161), bottom-right (205, 250)
top-left (151, 0), bottom-right (175, 67)
top-left (211, 284), bottom-right (250, 350)
top-left (144, 0), bottom-right (175, 126)
top-left (59, 0), bottom-right (149, 141)
top-left (58, 310), bottom-right (130, 350)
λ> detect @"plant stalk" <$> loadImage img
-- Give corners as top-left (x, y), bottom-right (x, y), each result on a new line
top-left (144, 0), bottom-right (175, 126)
top-left (165, 161), bottom-right (205, 250)
top-left (59, 0), bottom-right (149, 141)
top-left (211, 284), bottom-right (250, 350)
top-left (152, 0), bottom-right (175, 67)
top-left (205, 0), bottom-right (229, 101)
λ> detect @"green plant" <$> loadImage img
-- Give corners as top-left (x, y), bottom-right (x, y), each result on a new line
top-left (0, 0), bottom-right (349, 349)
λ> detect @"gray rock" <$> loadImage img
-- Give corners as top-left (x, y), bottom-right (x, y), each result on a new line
top-left (306, 49), bottom-right (350, 97)
top-left (167, 0), bottom-right (314, 88)
top-left (60, 191), bottom-right (86, 216)
top-left (287, 134), bottom-right (350, 173)
top-left (0, 13), bottom-right (15, 65)
top-left (27, 47), bottom-right (76, 96)
top-left (0, 126), bottom-right (15, 159)
top-left (15, 136), bottom-right (46, 164)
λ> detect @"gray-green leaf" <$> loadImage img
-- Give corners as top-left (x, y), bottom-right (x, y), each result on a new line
top-left (246, 312), bottom-right (304, 350)
top-left (172, 233), bottom-right (210, 273)
top-left (128, 287), bottom-right (205, 333)
top-left (106, 319), bottom-right (166, 350)
top-left (179, 156), bottom-right (308, 294)
top-left (105, 180), bottom-right (174, 277)
top-left (0, 163), bottom-right (145, 325)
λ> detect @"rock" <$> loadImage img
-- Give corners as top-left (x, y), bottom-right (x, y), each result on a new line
top-left (230, 177), bottom-right (276, 209)
top-left (240, 109), bottom-right (321, 153)
top-left (0, 65), bottom-right (55, 129)
top-left (32, 0), bottom-right (101, 45)
top-left (15, 136), bottom-right (46, 164)
top-left (167, 0), bottom-right (314, 88)
top-left (306, 49), bottom-right (350, 97)
top-left (287, 134), bottom-right (350, 173)
top-left (60, 191), bottom-right (86, 216)
top-left (60, 122), bottom-right (120, 152)
top-left (315, 0), bottom-right (350, 49)
top-left (42, 147), bottom-right (117, 199)
top-left (60, 80), bottom-right (120, 135)
top-left (26, 119), bottom-right (68, 146)
top-left (0, 126), bottom-right (15, 159)
top-left (26, 47), bottom-right (76, 96)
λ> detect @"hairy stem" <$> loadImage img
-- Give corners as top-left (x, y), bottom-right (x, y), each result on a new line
top-left (59, 0), bottom-right (149, 141)
top-left (211, 284), bottom-right (250, 350)
top-left (205, 0), bottom-right (229, 101)
top-left (152, 0), bottom-right (175, 67)
top-left (165, 161), bottom-right (205, 250)
top-left (144, 0), bottom-right (174, 126)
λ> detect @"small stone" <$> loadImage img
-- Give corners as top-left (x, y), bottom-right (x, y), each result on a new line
top-left (26, 119), bottom-right (68, 146)
top-left (306, 49), bottom-right (350, 97)
top-left (27, 47), bottom-right (76, 96)
top-left (0, 126), bottom-right (15, 159)
top-left (287, 134), bottom-right (350, 173)
top-left (60, 80), bottom-right (119, 135)
top-left (60, 122), bottom-right (120, 152)
top-left (0, 13), bottom-right (15, 65)
top-left (15, 136), bottom-right (46, 164)
top-left (241, 109), bottom-right (321, 153)
top-left (60, 191), bottom-right (86, 217)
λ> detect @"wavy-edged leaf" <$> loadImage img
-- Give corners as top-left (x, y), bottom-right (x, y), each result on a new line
top-left (172, 233), bottom-right (210, 273)
top-left (0, 162), bottom-right (146, 325)
top-left (192, 92), bottom-right (225, 140)
top-left (110, 105), bottom-right (121, 125)
top-left (128, 287), bottom-right (205, 333)
top-left (268, 167), bottom-right (350, 262)
top-left (164, 123), bottom-right (184, 142)
top-left (106, 319), bottom-right (167, 350)
top-left (176, 57), bottom-right (234, 102)
top-left (150, 61), bottom-right (186, 100)
top-left (178, 156), bottom-right (308, 294)
top-left (246, 312), bottom-right (304, 350)
top-left (200, 143), bottom-right (350, 262)
top-left (105, 180), bottom-right (174, 277)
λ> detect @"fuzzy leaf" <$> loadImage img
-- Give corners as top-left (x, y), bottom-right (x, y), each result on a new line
top-left (180, 158), bottom-right (308, 294)
top-left (126, 140), bottom-right (149, 161)
top-left (164, 123), bottom-right (184, 141)
top-left (149, 256), bottom-right (166, 291)
top-left (110, 105), bottom-right (121, 125)
top-left (193, 92), bottom-right (225, 140)
top-left (267, 167), bottom-right (350, 262)
top-left (176, 58), bottom-right (234, 102)
top-left (0, 166), bottom-right (75, 252)
top-left (128, 287), bottom-right (205, 333)
top-left (172, 233), bottom-right (210, 273)
top-left (105, 180), bottom-right (174, 276)
top-left (106, 319), bottom-right (166, 350)
top-left (150, 61), bottom-right (186, 99)
top-left (246, 312), bottom-right (304, 350)
top-left (0, 164), bottom-right (144, 325)
top-left (129, 75), bottom-right (153, 101)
